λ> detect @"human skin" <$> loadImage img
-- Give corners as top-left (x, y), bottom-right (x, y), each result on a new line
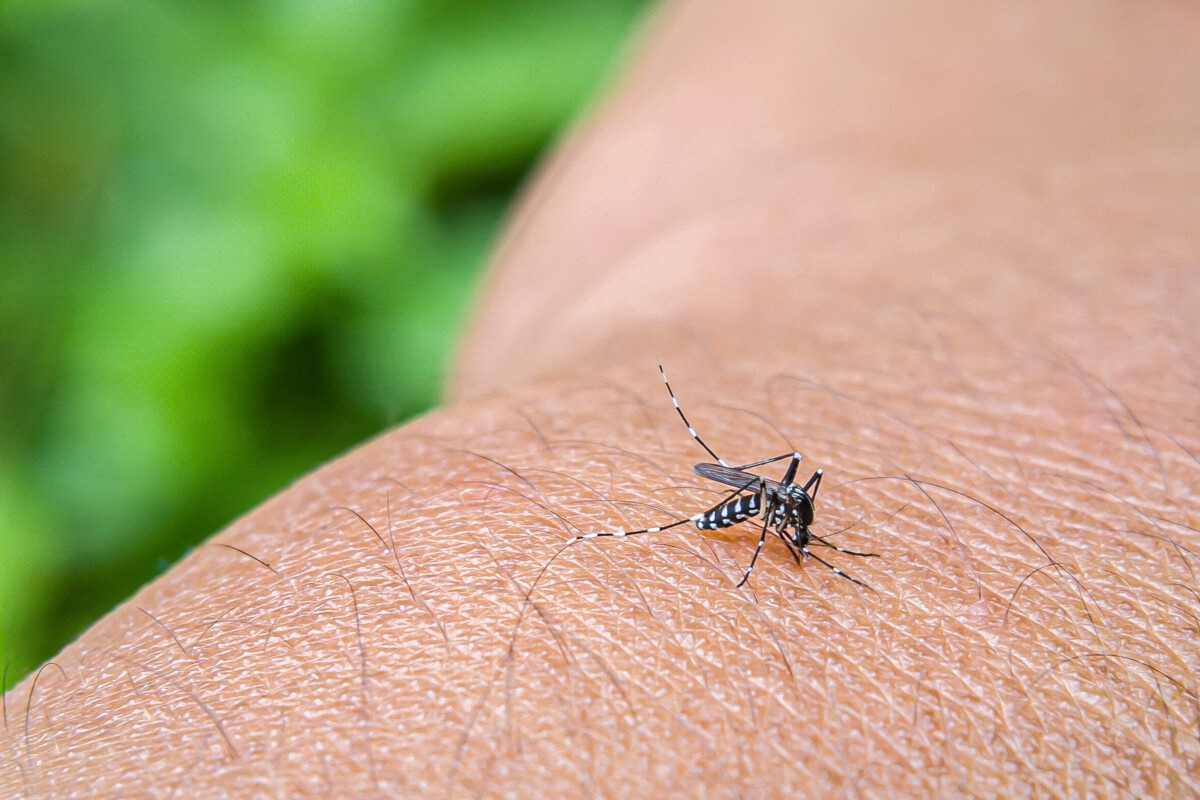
top-left (4, 0), bottom-right (1200, 796)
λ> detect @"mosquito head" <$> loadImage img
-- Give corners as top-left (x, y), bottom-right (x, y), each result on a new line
top-left (783, 483), bottom-right (814, 517)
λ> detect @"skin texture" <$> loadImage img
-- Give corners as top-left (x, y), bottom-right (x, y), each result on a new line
top-left (4, 1), bottom-right (1200, 796)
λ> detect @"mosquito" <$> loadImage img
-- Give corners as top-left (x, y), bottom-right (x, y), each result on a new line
top-left (574, 365), bottom-right (880, 588)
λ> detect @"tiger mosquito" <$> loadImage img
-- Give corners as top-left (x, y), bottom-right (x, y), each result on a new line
top-left (574, 365), bottom-right (879, 588)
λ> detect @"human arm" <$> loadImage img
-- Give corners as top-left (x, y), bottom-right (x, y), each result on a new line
top-left (4, 1), bottom-right (1199, 796)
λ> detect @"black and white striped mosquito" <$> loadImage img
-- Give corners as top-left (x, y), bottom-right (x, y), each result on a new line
top-left (574, 365), bottom-right (879, 588)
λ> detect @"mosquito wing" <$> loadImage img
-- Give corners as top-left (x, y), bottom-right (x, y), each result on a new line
top-left (693, 462), bottom-right (778, 492)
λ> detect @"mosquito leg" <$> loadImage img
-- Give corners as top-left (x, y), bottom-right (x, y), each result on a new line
top-left (736, 500), bottom-right (774, 588)
top-left (803, 469), bottom-right (824, 501)
top-left (659, 362), bottom-right (726, 466)
top-left (572, 514), bottom-right (696, 542)
top-left (806, 531), bottom-right (880, 558)
top-left (800, 545), bottom-right (873, 589)
top-left (728, 452), bottom-right (799, 472)
top-left (776, 529), bottom-right (804, 566)
top-left (573, 484), bottom-right (747, 542)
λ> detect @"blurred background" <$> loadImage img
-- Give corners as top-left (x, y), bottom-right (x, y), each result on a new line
top-left (0, 0), bottom-right (649, 682)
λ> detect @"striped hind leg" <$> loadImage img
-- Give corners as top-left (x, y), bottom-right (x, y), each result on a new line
top-left (659, 362), bottom-right (729, 466)
top-left (571, 484), bottom-right (749, 543)
top-left (659, 364), bottom-right (811, 480)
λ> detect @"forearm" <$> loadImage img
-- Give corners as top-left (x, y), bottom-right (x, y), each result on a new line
top-left (4, 1), bottom-right (1199, 797)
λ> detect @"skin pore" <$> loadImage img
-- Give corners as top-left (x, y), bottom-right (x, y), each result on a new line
top-left (4, 1), bottom-right (1199, 796)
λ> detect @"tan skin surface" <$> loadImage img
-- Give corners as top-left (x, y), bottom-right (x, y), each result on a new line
top-left (5, 1), bottom-right (1200, 796)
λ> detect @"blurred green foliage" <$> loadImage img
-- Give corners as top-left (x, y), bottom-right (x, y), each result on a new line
top-left (0, 0), bottom-right (647, 682)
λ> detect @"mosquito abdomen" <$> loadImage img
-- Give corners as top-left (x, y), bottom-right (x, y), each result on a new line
top-left (696, 492), bottom-right (760, 530)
